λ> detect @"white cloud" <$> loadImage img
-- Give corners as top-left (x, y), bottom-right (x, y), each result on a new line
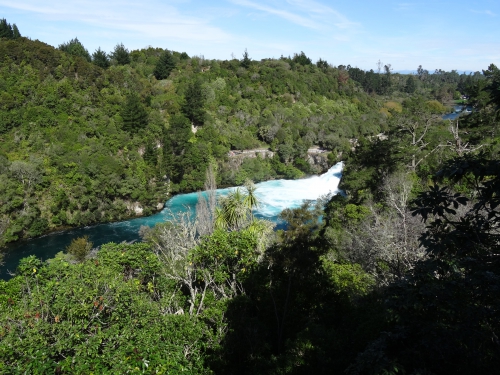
top-left (469, 9), bottom-right (496, 16)
top-left (286, 0), bottom-right (358, 29)
top-left (229, 0), bottom-right (322, 29)
top-left (0, 0), bottom-right (233, 43)
top-left (229, 0), bottom-right (358, 30)
top-left (394, 3), bottom-right (415, 11)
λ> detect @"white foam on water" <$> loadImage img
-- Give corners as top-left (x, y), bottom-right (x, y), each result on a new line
top-left (253, 162), bottom-right (343, 217)
top-left (165, 162), bottom-right (343, 220)
top-left (1, 163), bottom-right (343, 277)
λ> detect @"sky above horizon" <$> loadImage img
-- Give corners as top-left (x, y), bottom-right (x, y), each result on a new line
top-left (1, 0), bottom-right (499, 72)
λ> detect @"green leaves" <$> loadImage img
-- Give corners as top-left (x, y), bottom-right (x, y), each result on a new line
top-left (111, 43), bottom-right (130, 65)
top-left (153, 49), bottom-right (176, 80)
top-left (121, 93), bottom-right (148, 133)
top-left (0, 18), bottom-right (20, 39)
top-left (182, 79), bottom-right (205, 125)
top-left (411, 185), bottom-right (468, 221)
top-left (190, 229), bottom-right (259, 289)
top-left (92, 47), bottom-right (110, 69)
top-left (58, 37), bottom-right (91, 62)
top-left (1, 243), bottom-right (212, 373)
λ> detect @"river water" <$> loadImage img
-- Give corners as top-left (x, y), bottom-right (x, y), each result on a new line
top-left (442, 105), bottom-right (472, 120)
top-left (1, 162), bottom-right (343, 278)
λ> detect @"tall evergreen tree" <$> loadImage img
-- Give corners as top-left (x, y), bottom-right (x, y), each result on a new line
top-left (169, 114), bottom-right (192, 155)
top-left (316, 58), bottom-right (329, 71)
top-left (182, 80), bottom-right (205, 125)
top-left (153, 50), bottom-right (176, 80)
top-left (111, 43), bottom-right (130, 65)
top-left (12, 24), bottom-right (20, 39)
top-left (143, 142), bottom-right (157, 166)
top-left (92, 47), bottom-right (110, 69)
top-left (292, 51), bottom-right (312, 66)
top-left (0, 18), bottom-right (13, 39)
top-left (405, 75), bottom-right (417, 94)
top-left (241, 49), bottom-right (251, 69)
top-left (58, 37), bottom-right (91, 62)
top-left (121, 94), bottom-right (148, 133)
top-left (166, 114), bottom-right (192, 183)
top-left (377, 64), bottom-right (393, 95)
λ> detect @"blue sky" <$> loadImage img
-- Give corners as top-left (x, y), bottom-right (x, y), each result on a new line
top-left (1, 0), bottom-right (498, 71)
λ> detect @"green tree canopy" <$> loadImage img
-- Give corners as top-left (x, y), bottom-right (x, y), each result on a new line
top-left (182, 80), bottom-right (205, 125)
top-left (316, 58), bottom-right (329, 71)
top-left (240, 49), bottom-right (251, 69)
top-left (111, 42), bottom-right (130, 65)
top-left (404, 75), bottom-right (417, 93)
top-left (12, 24), bottom-right (20, 39)
top-left (58, 37), bottom-right (91, 62)
top-left (0, 18), bottom-right (20, 39)
top-left (66, 235), bottom-right (93, 262)
top-left (153, 49), bottom-right (176, 80)
top-left (292, 51), bottom-right (312, 65)
top-left (121, 94), bottom-right (148, 133)
top-left (92, 47), bottom-right (110, 69)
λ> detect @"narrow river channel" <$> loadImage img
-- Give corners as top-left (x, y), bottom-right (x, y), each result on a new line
top-left (1, 162), bottom-right (343, 278)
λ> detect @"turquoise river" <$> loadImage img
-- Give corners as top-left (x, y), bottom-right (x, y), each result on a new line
top-left (1, 162), bottom-right (343, 278)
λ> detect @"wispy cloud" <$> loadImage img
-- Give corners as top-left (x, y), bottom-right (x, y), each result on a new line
top-left (394, 3), bottom-right (415, 11)
top-left (0, 0), bottom-right (233, 43)
top-left (229, 0), bottom-right (358, 30)
top-left (229, 0), bottom-right (322, 29)
top-left (286, 0), bottom-right (359, 29)
top-left (470, 9), bottom-right (496, 16)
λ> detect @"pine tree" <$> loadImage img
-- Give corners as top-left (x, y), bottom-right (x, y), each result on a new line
top-left (12, 24), bottom-right (20, 39)
top-left (241, 49), bottom-right (251, 69)
top-left (154, 50), bottom-right (176, 80)
top-left (182, 80), bottom-right (205, 125)
top-left (0, 18), bottom-right (13, 39)
top-left (143, 142), bottom-right (157, 166)
top-left (121, 94), bottom-right (148, 133)
top-left (405, 75), bottom-right (417, 94)
top-left (316, 58), bottom-right (328, 71)
top-left (92, 47), bottom-right (110, 69)
top-left (292, 51), bottom-right (312, 66)
top-left (58, 37), bottom-right (91, 62)
top-left (169, 115), bottom-right (192, 155)
top-left (111, 43), bottom-right (130, 65)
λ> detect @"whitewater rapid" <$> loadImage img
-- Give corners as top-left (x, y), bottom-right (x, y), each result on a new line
top-left (249, 161), bottom-right (343, 217)
top-left (164, 161), bottom-right (343, 219)
top-left (1, 162), bottom-right (343, 277)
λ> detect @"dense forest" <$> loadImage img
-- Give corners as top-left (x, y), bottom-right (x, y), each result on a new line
top-left (1, 20), bottom-right (500, 373)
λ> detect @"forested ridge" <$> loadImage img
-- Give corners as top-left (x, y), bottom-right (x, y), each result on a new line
top-left (1, 29), bottom-right (485, 246)
top-left (0, 34), bottom-right (378, 245)
top-left (1, 22), bottom-right (500, 374)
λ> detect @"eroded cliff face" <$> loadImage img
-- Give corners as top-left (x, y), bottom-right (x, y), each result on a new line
top-left (225, 147), bottom-right (333, 174)
top-left (226, 149), bottom-right (275, 169)
top-left (307, 152), bottom-right (330, 173)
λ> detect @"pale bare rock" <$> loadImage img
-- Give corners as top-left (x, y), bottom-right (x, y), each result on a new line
top-left (125, 201), bottom-right (144, 216)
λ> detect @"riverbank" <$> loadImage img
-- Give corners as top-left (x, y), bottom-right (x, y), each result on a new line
top-left (1, 148), bottom-right (331, 249)
top-left (0, 162), bottom-right (343, 278)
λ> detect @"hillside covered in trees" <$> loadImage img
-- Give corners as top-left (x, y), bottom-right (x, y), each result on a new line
top-left (1, 22), bottom-right (500, 374)
top-left (1, 27), bottom-right (485, 246)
